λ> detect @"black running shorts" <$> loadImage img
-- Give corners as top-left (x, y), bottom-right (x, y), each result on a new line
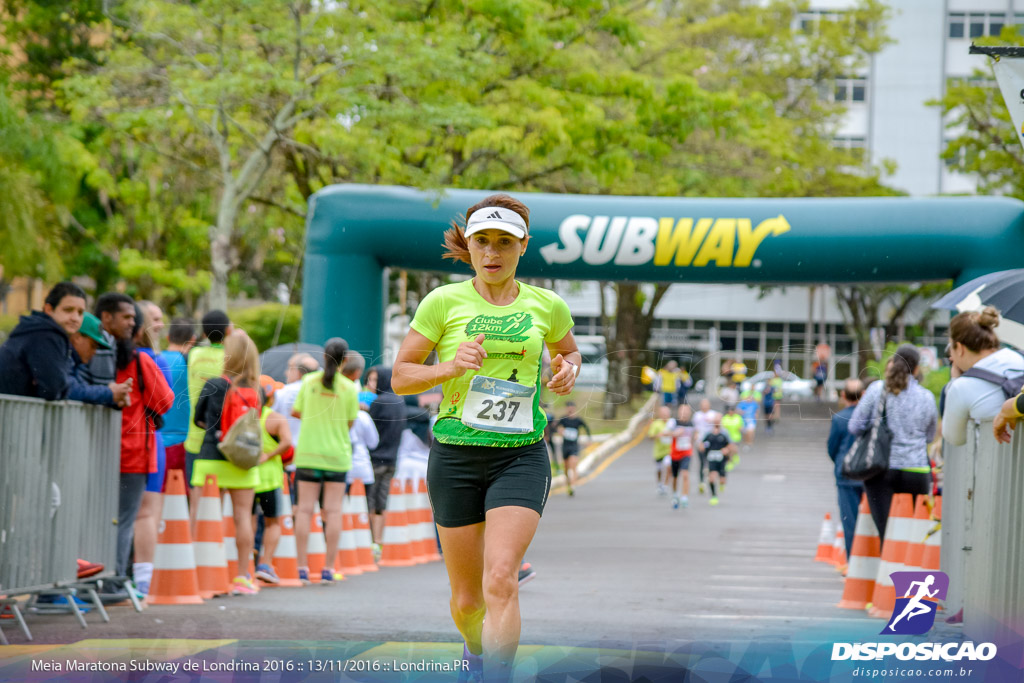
top-left (708, 459), bottom-right (726, 476)
top-left (426, 439), bottom-right (551, 528)
top-left (295, 467), bottom-right (348, 484)
top-left (252, 488), bottom-right (280, 518)
top-left (670, 456), bottom-right (692, 477)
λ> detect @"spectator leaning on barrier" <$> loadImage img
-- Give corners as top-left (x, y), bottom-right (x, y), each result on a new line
top-left (848, 345), bottom-right (937, 541)
top-left (942, 307), bottom-right (1024, 446)
top-left (80, 292), bottom-right (136, 388)
top-left (827, 379), bottom-right (865, 558)
top-left (366, 365), bottom-right (406, 545)
top-left (159, 318), bottom-right (197, 475)
top-left (112, 309), bottom-right (173, 594)
top-left (67, 312), bottom-right (132, 407)
top-left (0, 281), bottom-right (85, 400)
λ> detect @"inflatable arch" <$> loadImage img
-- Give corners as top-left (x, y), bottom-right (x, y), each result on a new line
top-left (302, 185), bottom-right (1024, 358)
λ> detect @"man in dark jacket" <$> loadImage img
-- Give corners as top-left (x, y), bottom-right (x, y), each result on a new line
top-left (0, 282), bottom-right (86, 400)
top-left (827, 378), bottom-right (865, 558)
top-left (67, 312), bottom-right (132, 407)
top-left (367, 366), bottom-right (406, 543)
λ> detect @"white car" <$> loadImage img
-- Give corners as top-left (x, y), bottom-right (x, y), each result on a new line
top-left (574, 335), bottom-right (609, 388)
top-left (740, 371), bottom-right (815, 401)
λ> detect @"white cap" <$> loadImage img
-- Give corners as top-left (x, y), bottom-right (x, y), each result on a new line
top-left (464, 206), bottom-right (528, 239)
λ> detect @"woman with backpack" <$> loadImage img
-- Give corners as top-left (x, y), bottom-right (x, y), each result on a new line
top-left (943, 307), bottom-right (1024, 446)
top-left (848, 345), bottom-right (938, 541)
top-left (291, 337), bottom-right (359, 585)
top-left (192, 329), bottom-right (265, 595)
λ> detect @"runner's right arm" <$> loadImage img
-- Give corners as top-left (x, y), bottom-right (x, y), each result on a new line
top-left (392, 329), bottom-right (484, 396)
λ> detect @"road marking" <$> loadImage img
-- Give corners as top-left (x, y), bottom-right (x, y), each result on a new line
top-left (667, 613), bottom-right (873, 623)
top-left (705, 585), bottom-right (840, 595)
top-left (551, 430), bottom-right (647, 494)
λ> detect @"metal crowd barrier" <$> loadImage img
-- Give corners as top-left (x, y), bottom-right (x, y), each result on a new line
top-left (0, 394), bottom-right (121, 596)
top-left (942, 420), bottom-right (1024, 647)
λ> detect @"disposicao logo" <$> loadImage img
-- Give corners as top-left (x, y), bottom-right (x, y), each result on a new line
top-left (831, 571), bottom-right (997, 662)
top-left (883, 571), bottom-right (948, 635)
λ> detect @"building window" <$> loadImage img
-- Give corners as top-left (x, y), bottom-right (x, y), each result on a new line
top-left (832, 135), bottom-right (866, 159)
top-left (951, 12), bottom-right (1010, 39)
top-left (829, 76), bottom-right (868, 103)
top-left (949, 13), bottom-right (964, 38)
top-left (797, 10), bottom-right (847, 34)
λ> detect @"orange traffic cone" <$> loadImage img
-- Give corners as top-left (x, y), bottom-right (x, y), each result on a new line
top-left (921, 495), bottom-right (942, 572)
top-left (838, 494), bottom-right (881, 610)
top-left (337, 493), bottom-right (364, 576)
top-left (147, 470), bottom-right (203, 605)
top-left (416, 479), bottom-right (441, 563)
top-left (404, 479), bottom-right (428, 565)
top-left (832, 528), bottom-right (847, 572)
top-left (901, 495), bottom-right (932, 573)
top-left (815, 513), bottom-right (836, 562)
top-left (222, 493), bottom-right (238, 579)
top-left (307, 502), bottom-right (327, 581)
top-left (194, 475), bottom-right (230, 598)
top-left (349, 480), bottom-right (378, 572)
top-left (867, 493), bottom-right (914, 618)
top-left (271, 475), bottom-right (303, 587)
top-left (379, 479), bottom-right (415, 567)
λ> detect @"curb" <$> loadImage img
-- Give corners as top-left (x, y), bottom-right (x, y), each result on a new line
top-left (551, 394), bottom-right (657, 490)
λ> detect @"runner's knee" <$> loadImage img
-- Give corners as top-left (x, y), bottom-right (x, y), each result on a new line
top-left (483, 564), bottom-right (518, 605)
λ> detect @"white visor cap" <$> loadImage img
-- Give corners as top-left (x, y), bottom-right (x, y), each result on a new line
top-left (464, 206), bottom-right (528, 239)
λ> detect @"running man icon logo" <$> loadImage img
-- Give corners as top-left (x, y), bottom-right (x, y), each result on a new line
top-left (882, 571), bottom-right (949, 635)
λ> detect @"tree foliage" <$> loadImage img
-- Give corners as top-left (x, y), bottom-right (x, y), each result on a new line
top-left (1, 0), bottom-right (910, 405)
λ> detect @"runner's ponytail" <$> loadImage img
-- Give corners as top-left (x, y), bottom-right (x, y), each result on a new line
top-left (322, 337), bottom-right (349, 391)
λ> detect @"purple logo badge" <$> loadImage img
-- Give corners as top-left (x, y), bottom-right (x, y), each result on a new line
top-left (882, 571), bottom-right (949, 635)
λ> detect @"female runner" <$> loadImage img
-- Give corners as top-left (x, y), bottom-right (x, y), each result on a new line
top-left (392, 194), bottom-right (579, 680)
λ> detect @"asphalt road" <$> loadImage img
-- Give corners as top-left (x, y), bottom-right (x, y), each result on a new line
top-left (8, 400), bottom-right (924, 652)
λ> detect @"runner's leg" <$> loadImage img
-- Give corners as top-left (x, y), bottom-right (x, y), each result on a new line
top-left (436, 522), bottom-right (486, 655)
top-left (481, 505), bottom-right (541, 677)
top-left (322, 481), bottom-right (345, 572)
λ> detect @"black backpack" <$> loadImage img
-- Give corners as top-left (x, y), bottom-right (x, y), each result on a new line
top-left (961, 366), bottom-right (1024, 399)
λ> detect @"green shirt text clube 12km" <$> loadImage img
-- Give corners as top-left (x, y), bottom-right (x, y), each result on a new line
top-left (410, 279), bottom-right (574, 448)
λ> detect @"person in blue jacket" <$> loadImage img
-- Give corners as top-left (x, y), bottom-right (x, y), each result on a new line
top-left (827, 378), bottom-right (865, 558)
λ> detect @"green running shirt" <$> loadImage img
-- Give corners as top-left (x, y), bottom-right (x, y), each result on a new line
top-left (410, 279), bottom-right (574, 447)
top-left (293, 371), bottom-right (359, 472)
top-left (184, 344), bottom-right (225, 453)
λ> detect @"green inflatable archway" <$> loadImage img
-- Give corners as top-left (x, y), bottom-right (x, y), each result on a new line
top-left (302, 185), bottom-right (1024, 359)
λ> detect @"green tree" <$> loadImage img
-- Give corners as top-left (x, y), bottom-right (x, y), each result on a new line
top-left (62, 0), bottom-right (394, 310)
top-left (930, 30), bottom-right (1024, 199)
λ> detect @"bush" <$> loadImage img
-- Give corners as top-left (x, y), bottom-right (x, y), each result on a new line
top-left (228, 304), bottom-right (301, 353)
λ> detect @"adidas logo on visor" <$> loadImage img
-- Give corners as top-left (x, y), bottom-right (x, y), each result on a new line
top-left (486, 211), bottom-right (502, 219)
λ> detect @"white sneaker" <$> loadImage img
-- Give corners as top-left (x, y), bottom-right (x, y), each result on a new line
top-left (681, 496), bottom-right (689, 508)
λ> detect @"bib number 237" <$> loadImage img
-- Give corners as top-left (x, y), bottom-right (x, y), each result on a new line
top-left (461, 375), bottom-right (536, 434)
